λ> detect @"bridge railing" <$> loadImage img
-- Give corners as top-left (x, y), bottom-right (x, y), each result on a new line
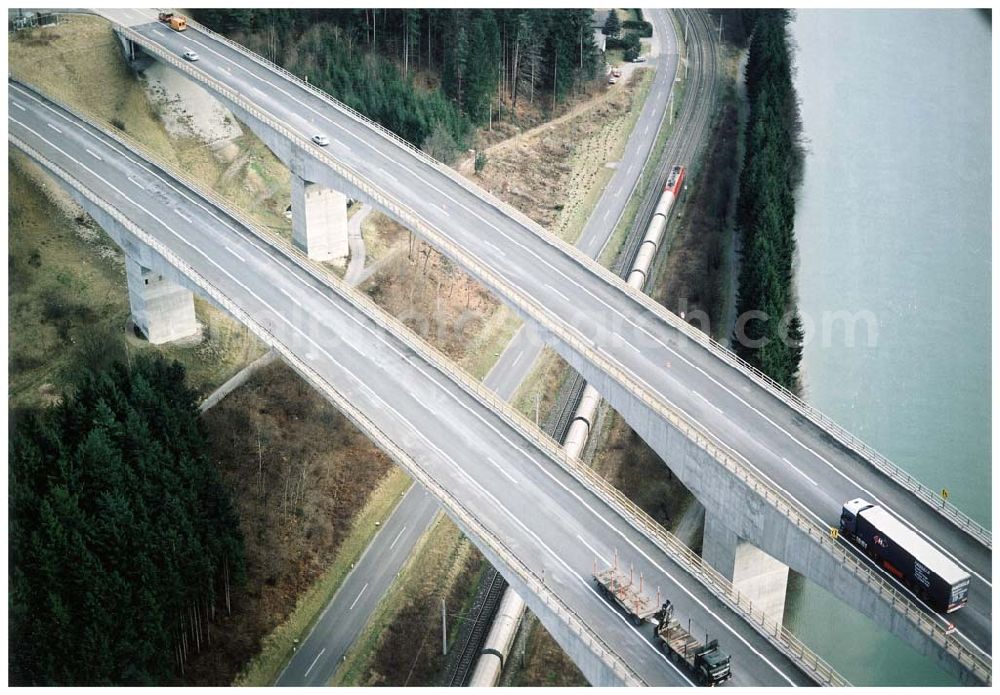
top-left (8, 130), bottom-right (650, 689)
top-left (11, 80), bottom-right (858, 687)
top-left (25, 35), bottom-right (991, 682)
top-left (175, 11), bottom-right (991, 549)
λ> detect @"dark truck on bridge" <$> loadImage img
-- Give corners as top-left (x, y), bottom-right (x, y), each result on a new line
top-left (839, 498), bottom-right (971, 613)
top-left (593, 556), bottom-right (732, 686)
top-left (653, 601), bottom-right (733, 686)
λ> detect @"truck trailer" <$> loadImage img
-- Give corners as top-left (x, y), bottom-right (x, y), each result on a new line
top-left (654, 601), bottom-right (732, 686)
top-left (592, 558), bottom-right (661, 625)
top-left (839, 498), bottom-right (970, 613)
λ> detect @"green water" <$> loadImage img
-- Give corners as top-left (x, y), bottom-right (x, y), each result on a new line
top-left (786, 9), bottom-right (991, 686)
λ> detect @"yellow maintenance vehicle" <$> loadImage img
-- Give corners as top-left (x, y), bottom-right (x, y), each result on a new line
top-left (158, 12), bottom-right (187, 31)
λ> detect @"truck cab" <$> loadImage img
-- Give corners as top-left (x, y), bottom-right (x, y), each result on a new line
top-left (839, 497), bottom-right (873, 537)
top-left (694, 641), bottom-right (732, 685)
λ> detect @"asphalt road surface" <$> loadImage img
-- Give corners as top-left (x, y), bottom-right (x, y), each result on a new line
top-left (107, 11), bottom-right (991, 660)
top-left (10, 80), bottom-right (820, 687)
top-left (278, 8), bottom-right (687, 685)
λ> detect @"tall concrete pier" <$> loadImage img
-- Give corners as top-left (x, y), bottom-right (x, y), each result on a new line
top-left (291, 176), bottom-right (349, 262)
top-left (124, 253), bottom-right (198, 344)
top-left (703, 512), bottom-right (790, 623)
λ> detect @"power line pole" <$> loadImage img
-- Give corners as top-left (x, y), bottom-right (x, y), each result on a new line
top-left (718, 15), bottom-right (724, 42)
top-left (441, 599), bottom-right (448, 655)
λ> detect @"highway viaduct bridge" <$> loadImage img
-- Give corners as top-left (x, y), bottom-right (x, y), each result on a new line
top-left (10, 78), bottom-right (844, 686)
top-left (10, 6), bottom-right (992, 685)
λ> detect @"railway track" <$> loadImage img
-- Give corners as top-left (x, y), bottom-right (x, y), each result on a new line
top-left (446, 567), bottom-right (508, 686)
top-left (448, 11), bottom-right (722, 686)
top-left (615, 9), bottom-right (720, 278)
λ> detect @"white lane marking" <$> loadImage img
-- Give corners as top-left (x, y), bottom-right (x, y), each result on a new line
top-left (389, 525), bottom-right (407, 550)
top-left (482, 240), bottom-right (505, 257)
top-left (437, 204), bottom-right (451, 217)
top-left (279, 286), bottom-right (302, 307)
top-left (11, 100), bottom-right (26, 111)
top-left (174, 209), bottom-right (192, 223)
top-left (12, 110), bottom-right (690, 675)
top-left (577, 534), bottom-right (610, 566)
top-left (46, 122), bottom-right (62, 134)
top-left (85, 148), bottom-right (102, 161)
top-left (349, 583), bottom-right (369, 610)
top-left (543, 283), bottom-right (570, 303)
top-left (12, 110), bottom-right (801, 683)
top-left (783, 458), bottom-right (818, 487)
top-left (303, 647), bottom-right (325, 678)
top-left (378, 166), bottom-right (396, 182)
top-left (128, 175), bottom-right (145, 190)
top-left (486, 457), bottom-right (518, 485)
top-left (152, 28), bottom-right (165, 36)
top-left (694, 390), bottom-right (722, 414)
top-left (653, 331), bottom-right (991, 585)
top-left (614, 332), bottom-right (639, 353)
top-left (225, 246), bottom-right (245, 262)
top-left (510, 351), bottom-right (523, 369)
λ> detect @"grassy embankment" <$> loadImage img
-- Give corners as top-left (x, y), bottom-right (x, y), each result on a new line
top-left (211, 363), bottom-right (412, 687)
top-left (7, 15), bottom-right (297, 405)
top-left (330, 516), bottom-right (485, 686)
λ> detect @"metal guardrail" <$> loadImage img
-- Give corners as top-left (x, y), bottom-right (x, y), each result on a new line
top-left (176, 12), bottom-right (992, 550)
top-left (9, 81), bottom-right (858, 686)
top-left (67, 24), bottom-right (996, 681)
top-left (8, 130), bottom-right (648, 689)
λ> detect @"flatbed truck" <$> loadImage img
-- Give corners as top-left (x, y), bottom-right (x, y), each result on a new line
top-left (593, 554), bottom-right (733, 686)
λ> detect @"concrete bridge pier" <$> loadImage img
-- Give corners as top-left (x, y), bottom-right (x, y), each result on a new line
top-left (115, 32), bottom-right (141, 64)
top-left (702, 512), bottom-right (789, 623)
top-left (125, 252), bottom-right (198, 344)
top-left (290, 174), bottom-right (349, 263)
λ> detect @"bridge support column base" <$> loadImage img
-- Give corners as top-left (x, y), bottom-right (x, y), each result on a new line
top-left (292, 175), bottom-right (349, 263)
top-left (703, 512), bottom-right (789, 624)
top-left (125, 253), bottom-right (198, 344)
